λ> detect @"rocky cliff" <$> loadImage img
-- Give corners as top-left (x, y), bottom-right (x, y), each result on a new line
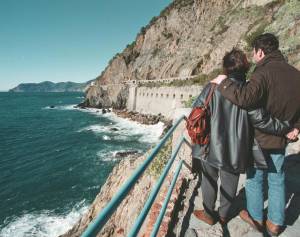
top-left (84, 0), bottom-right (300, 109)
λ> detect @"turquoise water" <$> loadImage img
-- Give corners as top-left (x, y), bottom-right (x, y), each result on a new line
top-left (0, 92), bottom-right (163, 237)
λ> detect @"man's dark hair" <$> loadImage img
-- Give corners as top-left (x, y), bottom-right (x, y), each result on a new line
top-left (252, 33), bottom-right (279, 55)
top-left (223, 48), bottom-right (250, 75)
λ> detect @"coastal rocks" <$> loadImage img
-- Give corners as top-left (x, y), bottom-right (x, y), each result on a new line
top-left (84, 86), bottom-right (112, 109)
top-left (113, 110), bottom-right (168, 125)
top-left (112, 87), bottom-right (129, 110)
top-left (114, 150), bottom-right (140, 158)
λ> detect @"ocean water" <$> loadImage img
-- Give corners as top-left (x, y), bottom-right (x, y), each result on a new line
top-left (0, 92), bottom-right (164, 237)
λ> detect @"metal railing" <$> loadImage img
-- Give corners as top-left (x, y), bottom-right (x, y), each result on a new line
top-left (81, 115), bottom-right (189, 237)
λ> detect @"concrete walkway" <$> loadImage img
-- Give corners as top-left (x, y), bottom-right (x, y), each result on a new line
top-left (181, 153), bottom-right (300, 237)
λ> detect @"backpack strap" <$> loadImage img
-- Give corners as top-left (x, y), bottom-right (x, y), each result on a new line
top-left (204, 83), bottom-right (217, 108)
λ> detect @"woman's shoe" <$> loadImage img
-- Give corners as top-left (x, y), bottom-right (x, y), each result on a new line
top-left (193, 209), bottom-right (216, 225)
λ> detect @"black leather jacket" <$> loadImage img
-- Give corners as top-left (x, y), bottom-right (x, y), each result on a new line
top-left (191, 74), bottom-right (290, 173)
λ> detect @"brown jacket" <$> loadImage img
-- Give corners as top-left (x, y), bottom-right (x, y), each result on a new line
top-left (219, 50), bottom-right (300, 149)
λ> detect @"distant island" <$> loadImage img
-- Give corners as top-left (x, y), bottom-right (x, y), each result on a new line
top-left (9, 80), bottom-right (93, 92)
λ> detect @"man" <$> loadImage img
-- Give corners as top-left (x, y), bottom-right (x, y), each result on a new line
top-left (212, 33), bottom-right (300, 236)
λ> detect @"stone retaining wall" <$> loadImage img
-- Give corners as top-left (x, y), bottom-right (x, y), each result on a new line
top-left (127, 85), bottom-right (203, 119)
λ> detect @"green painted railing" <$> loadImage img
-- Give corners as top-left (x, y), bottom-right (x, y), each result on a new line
top-left (81, 115), bottom-right (189, 237)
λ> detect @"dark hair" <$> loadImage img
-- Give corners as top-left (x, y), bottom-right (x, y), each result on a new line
top-left (223, 48), bottom-right (250, 75)
top-left (252, 33), bottom-right (279, 55)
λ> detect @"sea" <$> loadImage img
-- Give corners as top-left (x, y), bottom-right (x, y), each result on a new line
top-left (0, 92), bottom-right (164, 237)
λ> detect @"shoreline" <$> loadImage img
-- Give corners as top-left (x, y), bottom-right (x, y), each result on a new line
top-left (76, 104), bottom-right (173, 137)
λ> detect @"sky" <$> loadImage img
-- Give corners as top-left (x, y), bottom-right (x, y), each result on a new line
top-left (0, 0), bottom-right (172, 91)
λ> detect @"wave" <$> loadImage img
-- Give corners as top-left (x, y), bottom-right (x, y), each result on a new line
top-left (46, 103), bottom-right (165, 145)
top-left (42, 104), bottom-right (78, 110)
top-left (0, 201), bottom-right (88, 237)
top-left (79, 116), bottom-right (164, 144)
top-left (102, 135), bottom-right (111, 141)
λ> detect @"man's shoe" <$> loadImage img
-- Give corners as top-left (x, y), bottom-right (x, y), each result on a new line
top-left (193, 209), bottom-right (216, 225)
top-left (266, 219), bottom-right (281, 236)
top-left (239, 210), bottom-right (264, 232)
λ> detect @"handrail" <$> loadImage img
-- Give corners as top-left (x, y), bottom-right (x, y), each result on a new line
top-left (151, 159), bottom-right (183, 237)
top-left (128, 136), bottom-right (187, 237)
top-left (81, 115), bottom-right (187, 237)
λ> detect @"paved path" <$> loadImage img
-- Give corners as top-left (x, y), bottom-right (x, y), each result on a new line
top-left (181, 153), bottom-right (300, 237)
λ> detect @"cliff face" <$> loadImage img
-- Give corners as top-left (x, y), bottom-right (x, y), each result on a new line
top-left (85, 0), bottom-right (300, 108)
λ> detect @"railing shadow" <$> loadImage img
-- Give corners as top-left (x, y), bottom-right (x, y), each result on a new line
top-left (178, 159), bottom-right (203, 237)
top-left (284, 154), bottom-right (300, 227)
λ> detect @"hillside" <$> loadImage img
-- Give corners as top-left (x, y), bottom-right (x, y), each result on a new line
top-left (9, 80), bottom-right (93, 92)
top-left (83, 0), bottom-right (300, 109)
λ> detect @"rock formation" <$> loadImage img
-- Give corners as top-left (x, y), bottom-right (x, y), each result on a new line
top-left (83, 0), bottom-right (300, 109)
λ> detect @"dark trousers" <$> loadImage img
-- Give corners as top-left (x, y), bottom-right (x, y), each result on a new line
top-left (201, 161), bottom-right (240, 218)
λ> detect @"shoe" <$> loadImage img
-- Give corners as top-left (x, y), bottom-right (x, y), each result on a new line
top-left (239, 210), bottom-right (264, 232)
top-left (193, 209), bottom-right (216, 225)
top-left (266, 219), bottom-right (281, 236)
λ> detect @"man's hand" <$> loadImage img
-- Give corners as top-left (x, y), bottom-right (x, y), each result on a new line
top-left (211, 74), bottom-right (227, 84)
top-left (286, 128), bottom-right (299, 141)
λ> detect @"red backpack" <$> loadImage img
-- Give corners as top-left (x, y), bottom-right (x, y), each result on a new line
top-left (186, 84), bottom-right (216, 145)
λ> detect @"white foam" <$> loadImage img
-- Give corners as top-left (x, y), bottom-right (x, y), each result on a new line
top-left (78, 124), bottom-right (110, 133)
top-left (96, 150), bottom-right (116, 162)
top-left (43, 104), bottom-right (78, 110)
top-left (0, 202), bottom-right (88, 237)
top-left (46, 104), bottom-right (164, 144)
top-left (102, 135), bottom-right (111, 140)
top-left (80, 113), bottom-right (164, 144)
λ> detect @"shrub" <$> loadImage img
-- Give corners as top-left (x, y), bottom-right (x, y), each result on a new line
top-left (244, 21), bottom-right (268, 49)
top-left (183, 96), bottom-right (197, 108)
top-left (151, 48), bottom-right (160, 57)
top-left (147, 139), bottom-right (172, 179)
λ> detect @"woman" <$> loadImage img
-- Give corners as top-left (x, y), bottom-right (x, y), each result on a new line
top-left (191, 48), bottom-right (290, 227)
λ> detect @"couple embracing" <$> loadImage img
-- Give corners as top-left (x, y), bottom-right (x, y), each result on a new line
top-left (191, 33), bottom-right (300, 236)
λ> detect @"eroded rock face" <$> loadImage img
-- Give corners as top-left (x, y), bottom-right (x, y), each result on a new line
top-left (85, 0), bottom-right (300, 108)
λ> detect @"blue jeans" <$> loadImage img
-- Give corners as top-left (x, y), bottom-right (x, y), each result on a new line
top-left (245, 150), bottom-right (285, 225)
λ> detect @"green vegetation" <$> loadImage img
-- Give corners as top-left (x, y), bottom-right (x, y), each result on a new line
top-left (162, 31), bottom-right (173, 39)
top-left (151, 48), bottom-right (161, 58)
top-left (183, 96), bottom-right (197, 108)
top-left (147, 139), bottom-right (172, 179)
top-left (137, 0), bottom-right (194, 37)
top-left (160, 0), bottom-right (194, 18)
top-left (210, 16), bottom-right (229, 35)
top-left (139, 68), bottom-right (223, 88)
top-left (126, 41), bottom-right (136, 50)
top-left (244, 20), bottom-right (269, 49)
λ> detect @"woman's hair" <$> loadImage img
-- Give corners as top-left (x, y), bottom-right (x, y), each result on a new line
top-left (222, 48), bottom-right (250, 75)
